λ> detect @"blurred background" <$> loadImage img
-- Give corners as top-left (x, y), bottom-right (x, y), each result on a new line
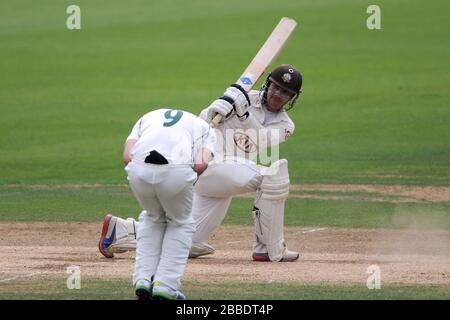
top-left (0, 0), bottom-right (449, 222)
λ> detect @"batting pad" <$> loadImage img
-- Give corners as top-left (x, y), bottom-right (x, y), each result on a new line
top-left (253, 159), bottom-right (290, 261)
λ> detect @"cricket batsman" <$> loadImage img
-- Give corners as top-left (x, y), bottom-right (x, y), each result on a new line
top-left (99, 64), bottom-right (303, 262)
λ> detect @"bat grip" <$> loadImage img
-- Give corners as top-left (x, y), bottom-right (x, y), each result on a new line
top-left (210, 113), bottom-right (223, 128)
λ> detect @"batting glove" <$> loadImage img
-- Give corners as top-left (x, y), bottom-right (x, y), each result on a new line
top-left (206, 98), bottom-right (234, 123)
top-left (223, 84), bottom-right (251, 120)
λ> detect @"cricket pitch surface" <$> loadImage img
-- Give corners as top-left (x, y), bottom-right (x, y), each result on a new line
top-left (1, 223), bottom-right (449, 287)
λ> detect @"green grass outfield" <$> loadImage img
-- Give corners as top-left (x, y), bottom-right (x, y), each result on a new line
top-left (1, 0), bottom-right (449, 300)
top-left (1, 277), bottom-right (449, 300)
top-left (1, 184), bottom-right (450, 229)
top-left (1, 0), bottom-right (449, 186)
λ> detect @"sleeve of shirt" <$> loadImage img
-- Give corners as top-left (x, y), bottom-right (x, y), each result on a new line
top-left (126, 117), bottom-right (143, 141)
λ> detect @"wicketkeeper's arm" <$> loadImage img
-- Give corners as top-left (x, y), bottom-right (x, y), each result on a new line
top-left (193, 147), bottom-right (214, 176)
top-left (123, 139), bottom-right (137, 166)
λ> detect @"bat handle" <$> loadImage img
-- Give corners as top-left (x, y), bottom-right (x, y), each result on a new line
top-left (210, 113), bottom-right (223, 128)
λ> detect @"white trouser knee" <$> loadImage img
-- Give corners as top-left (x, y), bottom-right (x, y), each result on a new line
top-left (192, 160), bottom-right (263, 243)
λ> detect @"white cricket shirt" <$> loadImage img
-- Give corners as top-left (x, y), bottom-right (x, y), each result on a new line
top-left (127, 108), bottom-right (216, 165)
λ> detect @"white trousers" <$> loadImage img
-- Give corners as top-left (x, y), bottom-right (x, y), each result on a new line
top-left (126, 161), bottom-right (196, 290)
top-left (192, 158), bottom-right (264, 243)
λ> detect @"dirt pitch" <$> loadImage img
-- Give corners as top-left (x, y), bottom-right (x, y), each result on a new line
top-left (1, 223), bottom-right (449, 288)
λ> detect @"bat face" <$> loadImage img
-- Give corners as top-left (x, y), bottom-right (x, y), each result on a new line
top-left (210, 17), bottom-right (297, 127)
top-left (238, 17), bottom-right (297, 90)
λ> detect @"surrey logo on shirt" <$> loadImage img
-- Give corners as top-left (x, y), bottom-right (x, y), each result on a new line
top-left (233, 132), bottom-right (257, 154)
top-left (216, 128), bottom-right (280, 166)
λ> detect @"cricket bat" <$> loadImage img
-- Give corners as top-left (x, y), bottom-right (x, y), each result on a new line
top-left (210, 17), bottom-right (297, 128)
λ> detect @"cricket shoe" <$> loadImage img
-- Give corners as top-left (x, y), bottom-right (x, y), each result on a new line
top-left (189, 242), bottom-right (215, 258)
top-left (252, 249), bottom-right (299, 262)
top-left (152, 282), bottom-right (185, 300)
top-left (98, 213), bottom-right (117, 258)
top-left (135, 279), bottom-right (152, 301)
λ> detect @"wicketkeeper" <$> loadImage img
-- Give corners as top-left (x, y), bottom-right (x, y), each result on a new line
top-left (123, 108), bottom-right (215, 300)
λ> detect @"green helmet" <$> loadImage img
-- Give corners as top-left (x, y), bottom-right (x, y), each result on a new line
top-left (261, 64), bottom-right (303, 111)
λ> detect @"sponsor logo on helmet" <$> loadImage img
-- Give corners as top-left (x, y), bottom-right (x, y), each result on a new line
top-left (281, 73), bottom-right (292, 83)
